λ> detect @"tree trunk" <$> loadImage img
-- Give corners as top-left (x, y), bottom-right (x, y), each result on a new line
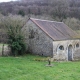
top-left (2, 43), bottom-right (4, 56)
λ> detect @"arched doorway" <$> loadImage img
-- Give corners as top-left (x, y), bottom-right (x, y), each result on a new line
top-left (68, 45), bottom-right (73, 61)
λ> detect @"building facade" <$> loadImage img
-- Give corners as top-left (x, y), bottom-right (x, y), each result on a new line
top-left (23, 18), bottom-right (80, 61)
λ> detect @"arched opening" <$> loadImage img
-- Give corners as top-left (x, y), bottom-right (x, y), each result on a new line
top-left (76, 43), bottom-right (79, 48)
top-left (68, 45), bottom-right (73, 61)
top-left (59, 45), bottom-right (64, 50)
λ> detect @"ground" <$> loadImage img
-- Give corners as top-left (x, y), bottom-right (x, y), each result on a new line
top-left (0, 54), bottom-right (80, 80)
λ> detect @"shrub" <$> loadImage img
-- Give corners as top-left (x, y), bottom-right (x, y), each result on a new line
top-left (18, 10), bottom-right (25, 16)
top-left (1, 15), bottom-right (27, 56)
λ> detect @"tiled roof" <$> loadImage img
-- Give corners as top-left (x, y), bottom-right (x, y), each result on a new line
top-left (30, 18), bottom-right (79, 41)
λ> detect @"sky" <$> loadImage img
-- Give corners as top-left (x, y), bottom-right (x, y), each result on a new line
top-left (0, 0), bottom-right (17, 2)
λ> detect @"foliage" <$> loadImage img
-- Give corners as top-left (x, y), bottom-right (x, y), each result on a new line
top-left (18, 10), bottom-right (25, 16)
top-left (63, 18), bottom-right (80, 30)
top-left (51, 0), bottom-right (69, 21)
top-left (1, 15), bottom-right (27, 56)
top-left (0, 0), bottom-right (80, 19)
top-left (0, 55), bottom-right (80, 80)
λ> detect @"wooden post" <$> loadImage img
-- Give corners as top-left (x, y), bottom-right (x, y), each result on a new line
top-left (48, 58), bottom-right (51, 65)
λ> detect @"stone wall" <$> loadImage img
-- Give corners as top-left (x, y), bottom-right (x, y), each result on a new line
top-left (23, 20), bottom-right (80, 61)
top-left (53, 39), bottom-right (80, 61)
top-left (24, 20), bottom-right (53, 57)
top-left (0, 44), bottom-right (10, 56)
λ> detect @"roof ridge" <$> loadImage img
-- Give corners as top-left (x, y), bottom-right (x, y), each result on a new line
top-left (30, 18), bottom-right (63, 23)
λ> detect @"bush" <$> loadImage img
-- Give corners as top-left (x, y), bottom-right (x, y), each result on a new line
top-left (18, 10), bottom-right (25, 16)
top-left (1, 15), bottom-right (27, 56)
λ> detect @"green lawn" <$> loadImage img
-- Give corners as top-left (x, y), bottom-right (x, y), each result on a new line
top-left (0, 55), bottom-right (80, 80)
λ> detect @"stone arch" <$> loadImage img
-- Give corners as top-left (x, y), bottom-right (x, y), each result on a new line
top-left (56, 44), bottom-right (65, 55)
top-left (73, 42), bottom-right (80, 50)
top-left (58, 45), bottom-right (64, 50)
top-left (57, 44), bottom-right (64, 51)
top-left (76, 43), bottom-right (79, 48)
top-left (68, 44), bottom-right (73, 61)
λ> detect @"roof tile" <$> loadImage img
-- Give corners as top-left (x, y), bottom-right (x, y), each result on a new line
top-left (30, 18), bottom-right (79, 40)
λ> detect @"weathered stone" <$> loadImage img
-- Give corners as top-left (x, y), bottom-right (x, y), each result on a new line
top-left (23, 20), bottom-right (53, 57)
top-left (23, 19), bottom-right (80, 61)
top-left (53, 40), bottom-right (80, 61)
top-left (0, 45), bottom-right (10, 56)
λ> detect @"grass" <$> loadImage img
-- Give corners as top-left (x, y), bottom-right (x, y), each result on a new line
top-left (0, 54), bottom-right (80, 80)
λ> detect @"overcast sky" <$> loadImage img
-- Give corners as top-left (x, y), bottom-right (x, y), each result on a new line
top-left (0, 0), bottom-right (17, 2)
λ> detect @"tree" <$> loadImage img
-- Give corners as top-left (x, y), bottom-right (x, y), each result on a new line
top-left (1, 15), bottom-right (27, 56)
top-left (18, 10), bottom-right (25, 16)
top-left (63, 17), bottom-right (80, 30)
top-left (51, 0), bottom-right (69, 21)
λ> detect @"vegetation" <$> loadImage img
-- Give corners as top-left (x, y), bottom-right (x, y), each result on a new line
top-left (1, 15), bottom-right (27, 56)
top-left (0, 1), bottom-right (80, 79)
top-left (0, 0), bottom-right (80, 20)
top-left (0, 0), bottom-right (80, 30)
top-left (18, 10), bottom-right (25, 16)
top-left (63, 18), bottom-right (80, 30)
top-left (0, 54), bottom-right (80, 80)
top-left (0, 0), bottom-right (80, 55)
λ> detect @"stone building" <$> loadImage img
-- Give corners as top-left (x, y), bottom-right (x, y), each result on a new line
top-left (23, 18), bottom-right (80, 61)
